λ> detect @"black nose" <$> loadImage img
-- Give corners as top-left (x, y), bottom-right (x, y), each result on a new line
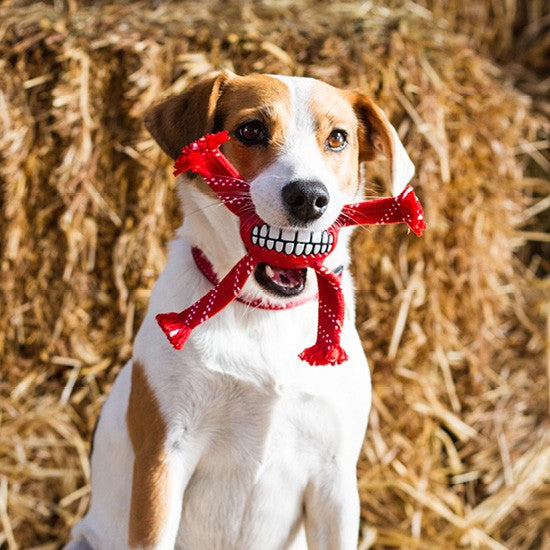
top-left (281, 180), bottom-right (330, 223)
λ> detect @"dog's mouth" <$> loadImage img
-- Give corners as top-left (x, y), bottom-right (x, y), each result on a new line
top-left (250, 223), bottom-right (334, 297)
top-left (254, 263), bottom-right (307, 297)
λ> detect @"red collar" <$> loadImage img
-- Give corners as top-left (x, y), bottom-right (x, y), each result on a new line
top-left (191, 247), bottom-right (323, 311)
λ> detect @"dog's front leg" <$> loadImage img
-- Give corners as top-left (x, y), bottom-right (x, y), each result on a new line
top-left (127, 361), bottom-right (202, 550)
top-left (303, 470), bottom-right (360, 550)
top-left (128, 446), bottom-right (199, 550)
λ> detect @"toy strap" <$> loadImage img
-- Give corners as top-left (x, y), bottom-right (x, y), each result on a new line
top-left (299, 265), bottom-right (348, 366)
top-left (174, 132), bottom-right (250, 217)
top-left (338, 185), bottom-right (426, 236)
top-left (156, 253), bottom-right (257, 349)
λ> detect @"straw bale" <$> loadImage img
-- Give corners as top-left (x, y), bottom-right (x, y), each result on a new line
top-left (0, 1), bottom-right (548, 548)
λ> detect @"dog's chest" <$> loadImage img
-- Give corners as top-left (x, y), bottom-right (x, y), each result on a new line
top-left (174, 379), bottom-right (350, 549)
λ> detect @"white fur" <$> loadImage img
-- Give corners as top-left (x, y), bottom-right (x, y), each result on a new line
top-left (66, 75), bottom-right (416, 549)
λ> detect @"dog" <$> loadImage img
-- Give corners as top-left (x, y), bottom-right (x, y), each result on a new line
top-left (66, 71), bottom-right (415, 550)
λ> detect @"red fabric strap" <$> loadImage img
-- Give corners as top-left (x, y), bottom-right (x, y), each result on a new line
top-left (299, 265), bottom-right (348, 365)
top-left (338, 185), bottom-right (426, 236)
top-left (156, 253), bottom-right (256, 350)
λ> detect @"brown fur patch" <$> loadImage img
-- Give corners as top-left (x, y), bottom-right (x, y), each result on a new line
top-left (127, 361), bottom-right (168, 548)
top-left (145, 72), bottom-right (232, 160)
top-left (309, 82), bottom-right (361, 195)
top-left (346, 90), bottom-right (397, 190)
top-left (213, 74), bottom-right (292, 182)
top-left (347, 91), bottom-right (393, 162)
top-left (145, 72), bottom-right (234, 200)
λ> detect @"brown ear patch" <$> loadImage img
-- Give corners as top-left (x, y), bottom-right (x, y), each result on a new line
top-left (348, 91), bottom-right (393, 163)
top-left (349, 91), bottom-right (415, 196)
top-left (145, 71), bottom-right (232, 159)
top-left (127, 361), bottom-right (168, 548)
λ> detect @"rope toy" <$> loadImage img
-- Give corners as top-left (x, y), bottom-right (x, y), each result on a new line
top-left (157, 131), bottom-right (426, 365)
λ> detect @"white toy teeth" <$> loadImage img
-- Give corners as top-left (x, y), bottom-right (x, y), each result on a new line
top-left (250, 224), bottom-right (334, 256)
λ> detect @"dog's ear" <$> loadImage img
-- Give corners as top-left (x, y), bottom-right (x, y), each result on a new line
top-left (145, 71), bottom-right (234, 160)
top-left (350, 92), bottom-right (415, 196)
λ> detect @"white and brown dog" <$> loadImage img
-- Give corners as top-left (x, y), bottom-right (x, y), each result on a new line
top-left (67, 72), bottom-right (414, 550)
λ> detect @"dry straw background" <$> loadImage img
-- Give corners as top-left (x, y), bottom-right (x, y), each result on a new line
top-left (1, 0), bottom-right (549, 548)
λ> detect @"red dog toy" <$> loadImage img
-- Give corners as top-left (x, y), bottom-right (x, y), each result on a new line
top-left (157, 131), bottom-right (426, 365)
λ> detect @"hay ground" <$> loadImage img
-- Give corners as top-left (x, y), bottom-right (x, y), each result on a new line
top-left (0, 0), bottom-right (549, 548)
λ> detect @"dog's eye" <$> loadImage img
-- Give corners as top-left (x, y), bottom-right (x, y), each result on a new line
top-left (326, 130), bottom-right (347, 151)
top-left (235, 120), bottom-right (267, 145)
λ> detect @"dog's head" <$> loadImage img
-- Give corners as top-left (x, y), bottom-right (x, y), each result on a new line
top-left (146, 72), bottom-right (414, 299)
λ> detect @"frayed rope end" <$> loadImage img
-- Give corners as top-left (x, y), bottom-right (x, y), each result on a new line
top-left (299, 344), bottom-right (349, 366)
top-left (156, 312), bottom-right (193, 350)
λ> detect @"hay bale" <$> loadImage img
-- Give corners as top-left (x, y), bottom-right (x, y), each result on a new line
top-left (0, 1), bottom-right (547, 548)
